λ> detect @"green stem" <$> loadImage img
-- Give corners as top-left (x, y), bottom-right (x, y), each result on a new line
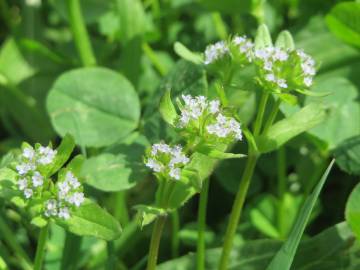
top-left (197, 177), bottom-right (210, 270)
top-left (34, 224), bottom-right (49, 270)
top-left (253, 91), bottom-right (270, 136)
top-left (114, 191), bottom-right (129, 226)
top-left (66, 0), bottom-right (96, 66)
top-left (277, 147), bottom-right (287, 238)
top-left (211, 12), bottom-right (227, 40)
top-left (218, 154), bottom-right (258, 270)
top-left (146, 216), bottom-right (166, 270)
top-left (262, 98), bottom-right (281, 134)
top-left (142, 42), bottom-right (166, 76)
top-left (0, 217), bottom-right (32, 270)
top-left (106, 241), bottom-right (116, 270)
top-left (171, 211), bottom-right (180, 258)
top-left (0, 0), bottom-right (13, 30)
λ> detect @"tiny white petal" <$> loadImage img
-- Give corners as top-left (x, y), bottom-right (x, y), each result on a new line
top-left (32, 171), bottom-right (43, 187)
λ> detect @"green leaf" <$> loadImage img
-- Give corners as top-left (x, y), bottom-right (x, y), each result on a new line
top-left (275, 30), bottom-right (295, 50)
top-left (305, 77), bottom-right (360, 150)
top-left (195, 144), bottom-right (246, 159)
top-left (326, 2), bottom-right (360, 48)
top-left (0, 256), bottom-right (7, 270)
top-left (159, 89), bottom-right (178, 126)
top-left (81, 134), bottom-right (149, 192)
top-left (66, 155), bottom-right (85, 177)
top-left (56, 200), bottom-right (121, 241)
top-left (47, 67), bottom-right (140, 147)
top-left (174, 42), bottom-right (202, 64)
top-left (265, 159), bottom-right (335, 270)
top-left (346, 182), bottom-right (360, 243)
top-left (134, 205), bottom-right (167, 228)
top-left (333, 135), bottom-right (360, 175)
top-left (255, 24), bottom-right (273, 50)
top-left (257, 103), bottom-right (326, 153)
top-left (46, 134), bottom-right (75, 177)
top-left (31, 216), bottom-right (48, 228)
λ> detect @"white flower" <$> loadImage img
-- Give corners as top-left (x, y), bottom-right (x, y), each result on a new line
top-left (58, 207), bottom-right (70, 219)
top-left (206, 114), bottom-right (242, 141)
top-left (18, 178), bottom-right (28, 190)
top-left (32, 171), bottom-right (43, 187)
top-left (273, 48), bottom-right (288, 61)
top-left (24, 188), bottom-right (33, 199)
top-left (16, 163), bottom-right (35, 175)
top-left (57, 181), bottom-right (71, 199)
top-left (23, 147), bottom-right (35, 160)
top-left (151, 143), bottom-right (171, 155)
top-left (264, 61), bottom-right (273, 71)
top-left (204, 41), bottom-right (229, 65)
top-left (232, 35), bottom-right (254, 61)
top-left (45, 199), bottom-right (57, 217)
top-left (169, 168), bottom-right (181, 180)
top-left (65, 172), bottom-right (80, 188)
top-left (145, 158), bottom-right (164, 173)
top-left (277, 78), bottom-right (288, 89)
top-left (209, 100), bottom-right (220, 114)
top-left (233, 36), bottom-right (247, 45)
top-left (38, 146), bottom-right (57, 165)
top-left (67, 192), bottom-right (84, 207)
top-left (304, 77), bottom-right (313, 87)
top-left (265, 73), bottom-right (276, 82)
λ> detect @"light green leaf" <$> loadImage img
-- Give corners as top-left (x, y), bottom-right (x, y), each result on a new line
top-left (81, 134), bottom-right (148, 192)
top-left (346, 183), bottom-right (360, 242)
top-left (0, 256), bottom-right (7, 270)
top-left (174, 42), bottom-right (202, 64)
top-left (159, 89), bottom-right (178, 126)
top-left (134, 205), bottom-right (167, 228)
top-left (56, 200), bottom-right (121, 241)
top-left (275, 30), bottom-right (295, 50)
top-left (257, 103), bottom-right (326, 153)
top-left (333, 135), bottom-right (360, 176)
top-left (255, 24), bottom-right (273, 50)
top-left (326, 2), bottom-right (360, 48)
top-left (31, 216), bottom-right (48, 228)
top-left (265, 159), bottom-right (335, 270)
top-left (195, 144), bottom-right (246, 159)
top-left (47, 67), bottom-right (140, 147)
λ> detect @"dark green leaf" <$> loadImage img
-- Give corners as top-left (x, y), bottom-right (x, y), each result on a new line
top-left (333, 135), bottom-right (360, 176)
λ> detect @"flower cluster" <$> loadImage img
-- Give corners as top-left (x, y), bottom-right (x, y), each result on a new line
top-left (16, 146), bottom-right (57, 199)
top-left (254, 46), bottom-right (316, 91)
top-left (14, 144), bottom-right (85, 220)
top-left (231, 35), bottom-right (254, 63)
top-left (145, 143), bottom-right (190, 180)
top-left (44, 171), bottom-right (85, 220)
top-left (177, 95), bottom-right (242, 142)
top-left (204, 41), bottom-right (229, 65)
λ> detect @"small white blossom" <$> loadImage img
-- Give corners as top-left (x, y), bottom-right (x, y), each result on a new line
top-left (273, 48), bottom-right (289, 61)
top-left (24, 189), bottom-right (33, 199)
top-left (151, 143), bottom-right (171, 155)
top-left (23, 147), bottom-right (35, 160)
top-left (18, 178), bottom-right (28, 190)
top-left (38, 146), bottom-right (57, 165)
top-left (58, 207), bottom-right (70, 219)
top-left (304, 77), bottom-right (313, 87)
top-left (264, 61), bottom-right (273, 71)
top-left (277, 78), bottom-right (288, 89)
top-left (67, 192), bottom-right (84, 207)
top-left (206, 114), bottom-right (242, 141)
top-left (232, 35), bottom-right (254, 61)
top-left (32, 171), bottom-right (43, 187)
top-left (204, 41), bottom-right (229, 65)
top-left (44, 199), bottom-right (58, 217)
top-left (16, 163), bottom-right (35, 175)
top-left (265, 73), bottom-right (276, 82)
top-left (209, 100), bottom-right (220, 114)
top-left (145, 158), bottom-right (164, 172)
top-left (169, 168), bottom-right (181, 180)
top-left (65, 172), bottom-right (80, 188)
top-left (57, 181), bottom-right (71, 199)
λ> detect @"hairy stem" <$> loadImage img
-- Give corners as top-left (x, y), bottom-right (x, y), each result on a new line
top-left (66, 0), bottom-right (96, 66)
top-left (34, 224), bottom-right (49, 270)
top-left (197, 177), bottom-right (210, 270)
top-left (218, 154), bottom-right (258, 270)
top-left (146, 216), bottom-right (166, 270)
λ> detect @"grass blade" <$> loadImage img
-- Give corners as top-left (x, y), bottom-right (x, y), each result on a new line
top-left (265, 159), bottom-right (335, 270)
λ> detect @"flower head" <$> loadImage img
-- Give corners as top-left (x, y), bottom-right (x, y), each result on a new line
top-left (204, 41), bottom-right (229, 65)
top-left (231, 35), bottom-right (254, 63)
top-left (145, 143), bottom-right (190, 181)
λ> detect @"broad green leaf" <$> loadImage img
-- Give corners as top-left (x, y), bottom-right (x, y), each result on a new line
top-left (46, 134), bottom-right (75, 177)
top-left (346, 183), bottom-right (360, 242)
top-left (174, 42), bottom-right (202, 64)
top-left (275, 31), bottom-right (295, 50)
top-left (158, 222), bottom-right (354, 270)
top-left (159, 89), bottom-right (178, 126)
top-left (333, 135), bottom-right (360, 176)
top-left (81, 134), bottom-right (148, 192)
top-left (0, 38), bottom-right (35, 85)
top-left (326, 2), bottom-right (360, 48)
top-left (56, 200), bottom-right (121, 241)
top-left (257, 103), bottom-right (326, 153)
top-left (305, 77), bottom-right (360, 150)
top-left (265, 159), bottom-right (335, 270)
top-left (47, 67), bottom-right (140, 147)
top-left (255, 24), bottom-right (273, 50)
top-left (134, 205), bottom-right (167, 228)
top-left (66, 155), bottom-right (85, 177)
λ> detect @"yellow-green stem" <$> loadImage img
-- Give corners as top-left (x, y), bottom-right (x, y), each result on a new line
top-left (253, 91), bottom-right (270, 136)
top-left (197, 177), bottom-right (210, 270)
top-left (34, 223), bottom-right (49, 270)
top-left (146, 216), bottom-right (166, 270)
